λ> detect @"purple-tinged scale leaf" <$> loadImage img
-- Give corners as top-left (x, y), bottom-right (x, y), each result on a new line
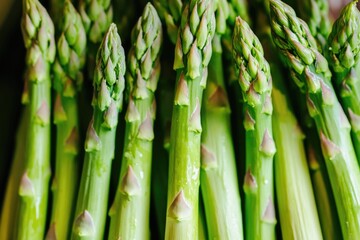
top-left (168, 190), bottom-right (192, 221)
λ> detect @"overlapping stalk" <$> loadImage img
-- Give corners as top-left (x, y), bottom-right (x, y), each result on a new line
top-left (72, 23), bottom-right (125, 240)
top-left (46, 1), bottom-right (86, 239)
top-left (200, 38), bottom-right (243, 238)
top-left (0, 109), bottom-right (29, 239)
top-left (14, 0), bottom-right (55, 238)
top-left (271, 61), bottom-right (323, 240)
top-left (233, 17), bottom-right (276, 240)
top-left (49, 0), bottom-right (66, 30)
top-left (326, 1), bottom-right (360, 162)
top-left (269, 0), bottom-right (360, 238)
top-left (153, 0), bottom-right (183, 44)
top-left (165, 0), bottom-right (215, 239)
top-left (259, 0), bottom-right (340, 237)
top-left (108, 4), bottom-right (162, 240)
top-left (306, 130), bottom-right (342, 240)
top-left (296, 0), bottom-right (331, 47)
top-left (78, 0), bottom-right (113, 80)
top-left (256, 24), bottom-right (323, 238)
top-left (79, 0), bottom-right (112, 49)
top-left (199, 1), bottom-right (243, 238)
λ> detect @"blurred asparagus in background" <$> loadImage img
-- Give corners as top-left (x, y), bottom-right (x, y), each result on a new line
top-left (46, 1), bottom-right (87, 239)
top-left (295, 0), bottom-right (332, 47)
top-left (200, 1), bottom-right (243, 239)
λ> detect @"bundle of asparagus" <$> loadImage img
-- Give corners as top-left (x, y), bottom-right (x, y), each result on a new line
top-left (0, 0), bottom-right (359, 239)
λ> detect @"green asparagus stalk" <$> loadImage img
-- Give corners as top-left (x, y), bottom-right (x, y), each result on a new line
top-left (257, 28), bottom-right (323, 239)
top-left (0, 109), bottom-right (29, 239)
top-left (233, 16), bottom-right (276, 240)
top-left (79, 0), bottom-right (112, 50)
top-left (200, 1), bottom-right (243, 238)
top-left (49, 0), bottom-right (65, 30)
top-left (269, 0), bottom-right (360, 238)
top-left (271, 60), bottom-right (323, 240)
top-left (306, 130), bottom-right (342, 240)
top-left (200, 36), bottom-right (243, 239)
top-left (14, 0), bottom-right (55, 238)
top-left (255, 3), bottom-right (341, 238)
top-left (153, 0), bottom-right (183, 44)
top-left (78, 0), bottom-right (113, 82)
top-left (222, 1), bottom-right (250, 193)
top-left (46, 1), bottom-right (87, 239)
top-left (72, 23), bottom-right (126, 240)
top-left (222, 0), bottom-right (250, 76)
top-left (198, 195), bottom-right (208, 240)
top-left (296, 0), bottom-right (331, 48)
top-left (165, 0), bottom-right (215, 239)
top-left (326, 1), bottom-right (360, 163)
top-left (108, 4), bottom-right (162, 240)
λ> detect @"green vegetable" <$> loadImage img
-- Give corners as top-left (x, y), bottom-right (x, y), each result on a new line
top-left (46, 1), bottom-right (86, 239)
top-left (200, 35), bottom-right (243, 239)
top-left (306, 130), bottom-right (342, 240)
top-left (272, 60), bottom-right (323, 240)
top-left (78, 0), bottom-right (113, 81)
top-left (165, 0), bottom-right (215, 239)
top-left (270, 0), bottom-right (360, 238)
top-left (15, 0), bottom-right (55, 238)
top-left (0, 109), bottom-right (29, 239)
top-left (259, 30), bottom-right (323, 239)
top-left (296, 0), bottom-right (331, 48)
top-left (153, 0), bottom-right (183, 44)
top-left (108, 4), bottom-right (162, 240)
top-left (72, 23), bottom-right (125, 240)
top-left (49, 0), bottom-right (64, 29)
top-left (326, 1), bottom-right (360, 163)
top-left (233, 16), bottom-right (276, 240)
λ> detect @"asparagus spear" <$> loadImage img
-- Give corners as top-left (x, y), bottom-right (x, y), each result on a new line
top-left (79, 0), bottom-right (112, 51)
top-left (72, 23), bottom-right (125, 240)
top-left (256, 27), bottom-right (323, 239)
top-left (200, 36), bottom-right (243, 239)
top-left (153, 0), bottom-right (183, 44)
top-left (233, 16), bottom-right (276, 240)
top-left (0, 109), bottom-right (29, 239)
top-left (271, 57), bottom-right (323, 240)
top-left (256, 1), bottom-right (341, 237)
top-left (46, 1), bottom-right (87, 239)
top-left (200, 1), bottom-right (243, 236)
top-left (306, 130), bottom-right (342, 240)
top-left (77, 0), bottom-right (113, 147)
top-left (326, 1), bottom-right (360, 163)
top-left (269, 0), bottom-right (360, 238)
top-left (296, 0), bottom-right (331, 48)
top-left (108, 4), bottom-right (162, 240)
top-left (14, 0), bottom-right (55, 238)
top-left (165, 0), bottom-right (215, 239)
top-left (49, 0), bottom-right (65, 30)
